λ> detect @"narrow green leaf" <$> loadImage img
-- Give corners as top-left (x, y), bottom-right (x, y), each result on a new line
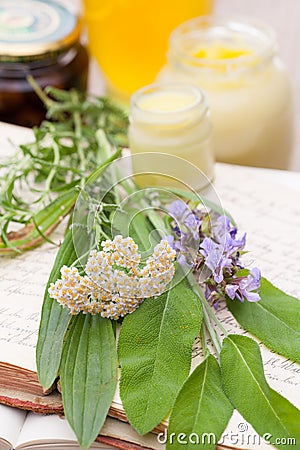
top-left (220, 335), bottom-right (300, 449)
top-left (85, 147), bottom-right (122, 185)
top-left (128, 210), bottom-right (157, 252)
top-left (118, 278), bottom-right (203, 435)
top-left (227, 277), bottom-right (300, 363)
top-left (36, 227), bottom-right (88, 389)
top-left (60, 314), bottom-right (118, 450)
top-left (112, 208), bottom-right (154, 253)
top-left (0, 189), bottom-right (76, 253)
top-left (167, 355), bottom-right (233, 450)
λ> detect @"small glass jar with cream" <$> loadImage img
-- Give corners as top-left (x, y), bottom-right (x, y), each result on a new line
top-left (128, 83), bottom-right (214, 191)
top-left (157, 16), bottom-right (293, 169)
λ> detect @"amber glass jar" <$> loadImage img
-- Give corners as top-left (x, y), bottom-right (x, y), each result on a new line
top-left (0, 0), bottom-right (89, 127)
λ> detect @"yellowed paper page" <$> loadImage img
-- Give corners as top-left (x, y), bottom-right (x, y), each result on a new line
top-left (0, 243), bottom-right (59, 371)
top-left (16, 414), bottom-right (159, 450)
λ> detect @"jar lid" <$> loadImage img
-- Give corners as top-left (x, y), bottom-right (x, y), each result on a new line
top-left (0, 0), bottom-right (81, 61)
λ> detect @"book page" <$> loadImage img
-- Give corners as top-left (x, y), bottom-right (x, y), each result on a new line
top-left (100, 417), bottom-right (163, 450)
top-left (16, 413), bottom-right (160, 450)
top-left (214, 163), bottom-right (300, 297)
top-left (0, 404), bottom-right (27, 450)
top-left (0, 122), bottom-right (33, 159)
top-left (0, 242), bottom-right (59, 372)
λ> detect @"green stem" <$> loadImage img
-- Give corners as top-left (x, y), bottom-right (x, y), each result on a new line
top-left (123, 178), bottom-right (171, 234)
top-left (70, 244), bottom-right (97, 268)
top-left (95, 129), bottom-right (121, 204)
top-left (44, 133), bottom-right (60, 195)
top-left (189, 274), bottom-right (228, 336)
top-left (72, 91), bottom-right (87, 184)
top-left (0, 154), bottom-right (31, 198)
top-left (200, 323), bottom-right (210, 358)
top-left (27, 75), bottom-right (54, 110)
top-left (203, 308), bottom-right (221, 355)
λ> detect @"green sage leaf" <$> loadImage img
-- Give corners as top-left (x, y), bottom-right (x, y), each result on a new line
top-left (118, 278), bottom-right (203, 435)
top-left (220, 335), bottom-right (300, 449)
top-left (36, 228), bottom-right (74, 388)
top-left (227, 277), bottom-right (300, 363)
top-left (167, 355), bottom-right (233, 450)
top-left (36, 226), bottom-right (89, 389)
top-left (60, 314), bottom-right (118, 450)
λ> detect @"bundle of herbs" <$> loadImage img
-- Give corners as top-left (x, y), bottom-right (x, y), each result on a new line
top-left (0, 84), bottom-right (299, 450)
top-left (0, 78), bottom-right (128, 253)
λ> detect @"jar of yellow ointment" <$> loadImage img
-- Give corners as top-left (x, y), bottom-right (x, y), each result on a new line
top-left (157, 16), bottom-right (293, 169)
top-left (129, 83), bottom-right (214, 191)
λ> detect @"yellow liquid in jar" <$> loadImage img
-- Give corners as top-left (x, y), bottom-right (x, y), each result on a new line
top-left (83, 0), bottom-right (213, 101)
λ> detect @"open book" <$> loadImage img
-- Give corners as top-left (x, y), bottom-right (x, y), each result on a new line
top-left (0, 122), bottom-right (300, 449)
top-left (0, 404), bottom-right (162, 450)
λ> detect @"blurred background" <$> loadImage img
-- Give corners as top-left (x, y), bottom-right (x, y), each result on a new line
top-left (64, 0), bottom-right (299, 170)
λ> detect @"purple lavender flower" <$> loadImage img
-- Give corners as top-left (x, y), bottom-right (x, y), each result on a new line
top-left (225, 268), bottom-right (261, 302)
top-left (167, 200), bottom-right (199, 239)
top-left (167, 202), bottom-right (261, 305)
top-left (166, 201), bottom-right (201, 266)
top-left (239, 268), bottom-right (261, 302)
top-left (211, 214), bottom-right (238, 241)
top-left (211, 214), bottom-right (245, 250)
top-left (184, 213), bottom-right (202, 238)
top-left (223, 232), bottom-right (246, 256)
top-left (211, 214), bottom-right (231, 241)
top-left (167, 200), bottom-right (189, 220)
top-left (200, 237), bottom-right (232, 283)
top-left (224, 284), bottom-right (239, 300)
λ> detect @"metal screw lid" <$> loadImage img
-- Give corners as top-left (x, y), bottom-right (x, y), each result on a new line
top-left (0, 0), bottom-right (81, 62)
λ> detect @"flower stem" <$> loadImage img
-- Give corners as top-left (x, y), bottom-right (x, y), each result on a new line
top-left (200, 324), bottom-right (210, 358)
top-left (27, 75), bottom-right (54, 110)
top-left (72, 91), bottom-right (87, 185)
top-left (202, 307), bottom-right (221, 354)
top-left (190, 276), bottom-right (228, 336)
top-left (44, 132), bottom-right (60, 196)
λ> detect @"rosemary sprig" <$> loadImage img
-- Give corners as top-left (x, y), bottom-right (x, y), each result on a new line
top-left (0, 82), bottom-right (128, 254)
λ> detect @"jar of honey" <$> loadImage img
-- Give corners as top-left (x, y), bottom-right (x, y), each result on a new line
top-left (0, 0), bottom-right (89, 127)
top-left (157, 16), bottom-right (293, 169)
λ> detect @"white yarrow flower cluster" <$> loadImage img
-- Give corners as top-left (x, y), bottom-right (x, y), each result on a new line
top-left (48, 235), bottom-right (176, 320)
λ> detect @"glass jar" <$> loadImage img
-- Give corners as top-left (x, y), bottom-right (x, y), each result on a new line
top-left (129, 83), bottom-right (214, 191)
top-left (83, 0), bottom-right (214, 103)
top-left (0, 0), bottom-right (89, 127)
top-left (157, 16), bottom-right (293, 169)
